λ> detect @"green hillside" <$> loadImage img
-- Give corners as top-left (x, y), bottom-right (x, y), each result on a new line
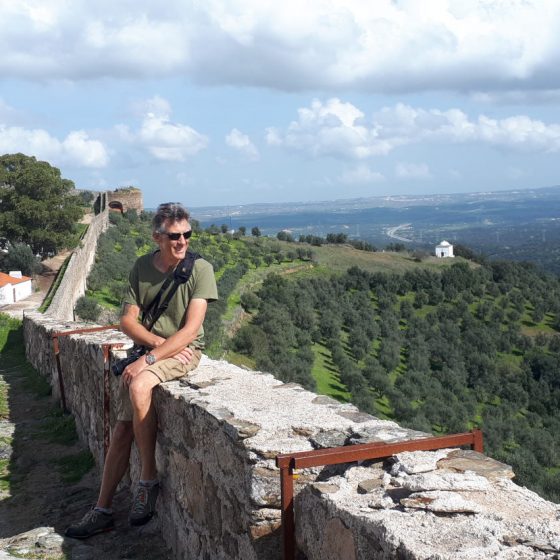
top-left (85, 211), bottom-right (560, 503)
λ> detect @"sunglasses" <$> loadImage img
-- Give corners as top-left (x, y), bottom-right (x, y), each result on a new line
top-left (161, 230), bottom-right (192, 241)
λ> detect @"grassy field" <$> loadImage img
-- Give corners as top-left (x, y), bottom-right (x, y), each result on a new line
top-left (309, 244), bottom-right (464, 274)
top-left (223, 260), bottom-right (314, 321)
top-left (223, 350), bottom-right (256, 370)
top-left (89, 285), bottom-right (121, 309)
top-left (310, 343), bottom-right (350, 402)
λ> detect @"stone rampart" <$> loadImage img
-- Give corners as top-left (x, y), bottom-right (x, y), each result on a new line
top-left (44, 209), bottom-right (109, 320)
top-left (23, 312), bottom-right (560, 559)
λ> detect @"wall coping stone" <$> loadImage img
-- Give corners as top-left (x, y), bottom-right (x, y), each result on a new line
top-left (296, 454), bottom-right (560, 559)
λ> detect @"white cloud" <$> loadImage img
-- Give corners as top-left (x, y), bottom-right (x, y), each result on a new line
top-left (62, 131), bottom-right (109, 167)
top-left (265, 128), bottom-right (282, 146)
top-left (0, 125), bottom-right (108, 167)
top-left (395, 162), bottom-right (432, 180)
top-left (339, 164), bottom-right (385, 184)
top-left (1, 1), bottom-right (560, 93)
top-left (269, 98), bottom-right (560, 159)
top-left (471, 90), bottom-right (560, 105)
top-left (267, 98), bottom-right (395, 159)
top-left (139, 115), bottom-right (208, 161)
top-left (225, 128), bottom-right (259, 160)
top-left (119, 96), bottom-right (208, 161)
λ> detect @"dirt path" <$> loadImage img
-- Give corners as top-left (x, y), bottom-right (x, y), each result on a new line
top-left (0, 342), bottom-right (172, 559)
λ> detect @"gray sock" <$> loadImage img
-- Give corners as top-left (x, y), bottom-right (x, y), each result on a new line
top-left (139, 479), bottom-right (158, 487)
top-left (94, 506), bottom-right (112, 515)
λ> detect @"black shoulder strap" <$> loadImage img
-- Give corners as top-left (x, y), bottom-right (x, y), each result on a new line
top-left (142, 273), bottom-right (174, 325)
top-left (142, 251), bottom-right (201, 332)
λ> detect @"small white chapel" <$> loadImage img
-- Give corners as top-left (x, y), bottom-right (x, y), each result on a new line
top-left (435, 240), bottom-right (454, 258)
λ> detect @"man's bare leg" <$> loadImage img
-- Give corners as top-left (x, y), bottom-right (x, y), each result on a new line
top-left (126, 372), bottom-right (161, 526)
top-left (65, 420), bottom-right (134, 538)
top-left (129, 372), bottom-right (161, 480)
top-left (96, 420), bottom-right (134, 508)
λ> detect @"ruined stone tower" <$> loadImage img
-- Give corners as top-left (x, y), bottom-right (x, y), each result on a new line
top-left (106, 187), bottom-right (143, 213)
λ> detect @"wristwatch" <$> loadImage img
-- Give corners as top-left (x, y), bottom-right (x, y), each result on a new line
top-left (145, 352), bottom-right (157, 366)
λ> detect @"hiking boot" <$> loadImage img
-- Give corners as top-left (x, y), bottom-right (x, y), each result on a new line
top-left (65, 508), bottom-right (114, 539)
top-left (129, 482), bottom-right (159, 526)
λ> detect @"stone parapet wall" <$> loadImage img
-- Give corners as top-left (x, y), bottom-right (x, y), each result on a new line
top-left (23, 312), bottom-right (560, 559)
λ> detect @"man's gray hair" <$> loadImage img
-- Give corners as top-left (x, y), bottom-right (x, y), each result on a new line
top-left (152, 202), bottom-right (190, 233)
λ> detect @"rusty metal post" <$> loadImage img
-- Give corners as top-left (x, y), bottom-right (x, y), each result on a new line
top-left (472, 428), bottom-right (484, 453)
top-left (51, 335), bottom-right (68, 412)
top-left (48, 325), bottom-right (123, 463)
top-left (277, 457), bottom-right (295, 560)
top-left (102, 344), bottom-right (112, 459)
top-left (50, 325), bottom-right (120, 415)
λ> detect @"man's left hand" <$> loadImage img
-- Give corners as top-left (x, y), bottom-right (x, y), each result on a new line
top-left (122, 355), bottom-right (148, 386)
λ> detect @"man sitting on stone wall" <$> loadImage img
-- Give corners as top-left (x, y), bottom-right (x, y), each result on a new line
top-left (66, 202), bottom-right (218, 538)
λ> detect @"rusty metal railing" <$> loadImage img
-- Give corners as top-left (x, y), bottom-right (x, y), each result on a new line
top-left (275, 429), bottom-right (483, 560)
top-left (51, 325), bottom-right (122, 458)
top-left (101, 341), bottom-right (126, 456)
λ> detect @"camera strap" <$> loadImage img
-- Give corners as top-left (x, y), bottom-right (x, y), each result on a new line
top-left (142, 251), bottom-right (201, 332)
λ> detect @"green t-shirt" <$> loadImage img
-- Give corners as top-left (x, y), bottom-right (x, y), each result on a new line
top-left (123, 251), bottom-right (218, 349)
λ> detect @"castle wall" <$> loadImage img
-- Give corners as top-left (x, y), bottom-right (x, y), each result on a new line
top-left (23, 312), bottom-right (560, 560)
top-left (44, 208), bottom-right (109, 321)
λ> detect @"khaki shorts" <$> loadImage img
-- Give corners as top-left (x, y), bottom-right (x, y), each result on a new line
top-left (116, 349), bottom-right (202, 421)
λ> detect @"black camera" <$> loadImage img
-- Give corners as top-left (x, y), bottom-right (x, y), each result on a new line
top-left (111, 345), bottom-right (146, 376)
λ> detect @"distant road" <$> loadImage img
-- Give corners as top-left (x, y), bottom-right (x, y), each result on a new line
top-left (386, 223), bottom-right (413, 242)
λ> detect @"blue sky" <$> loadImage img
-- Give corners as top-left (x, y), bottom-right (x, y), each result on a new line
top-left (1, 0), bottom-right (560, 209)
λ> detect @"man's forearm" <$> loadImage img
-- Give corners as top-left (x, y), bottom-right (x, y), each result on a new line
top-left (120, 314), bottom-right (199, 358)
top-left (120, 299), bottom-right (207, 364)
top-left (144, 299), bottom-right (208, 362)
top-left (120, 314), bottom-right (165, 349)
top-left (144, 326), bottom-right (199, 361)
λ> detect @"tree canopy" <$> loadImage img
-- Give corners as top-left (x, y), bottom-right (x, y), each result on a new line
top-left (0, 153), bottom-right (84, 257)
top-left (0, 242), bottom-right (40, 276)
top-left (229, 258), bottom-right (560, 502)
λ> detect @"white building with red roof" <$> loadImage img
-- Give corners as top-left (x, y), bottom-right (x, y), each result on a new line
top-left (0, 271), bottom-right (33, 305)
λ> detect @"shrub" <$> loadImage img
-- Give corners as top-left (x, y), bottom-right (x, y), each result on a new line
top-left (75, 296), bottom-right (101, 322)
top-left (240, 292), bottom-right (260, 312)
